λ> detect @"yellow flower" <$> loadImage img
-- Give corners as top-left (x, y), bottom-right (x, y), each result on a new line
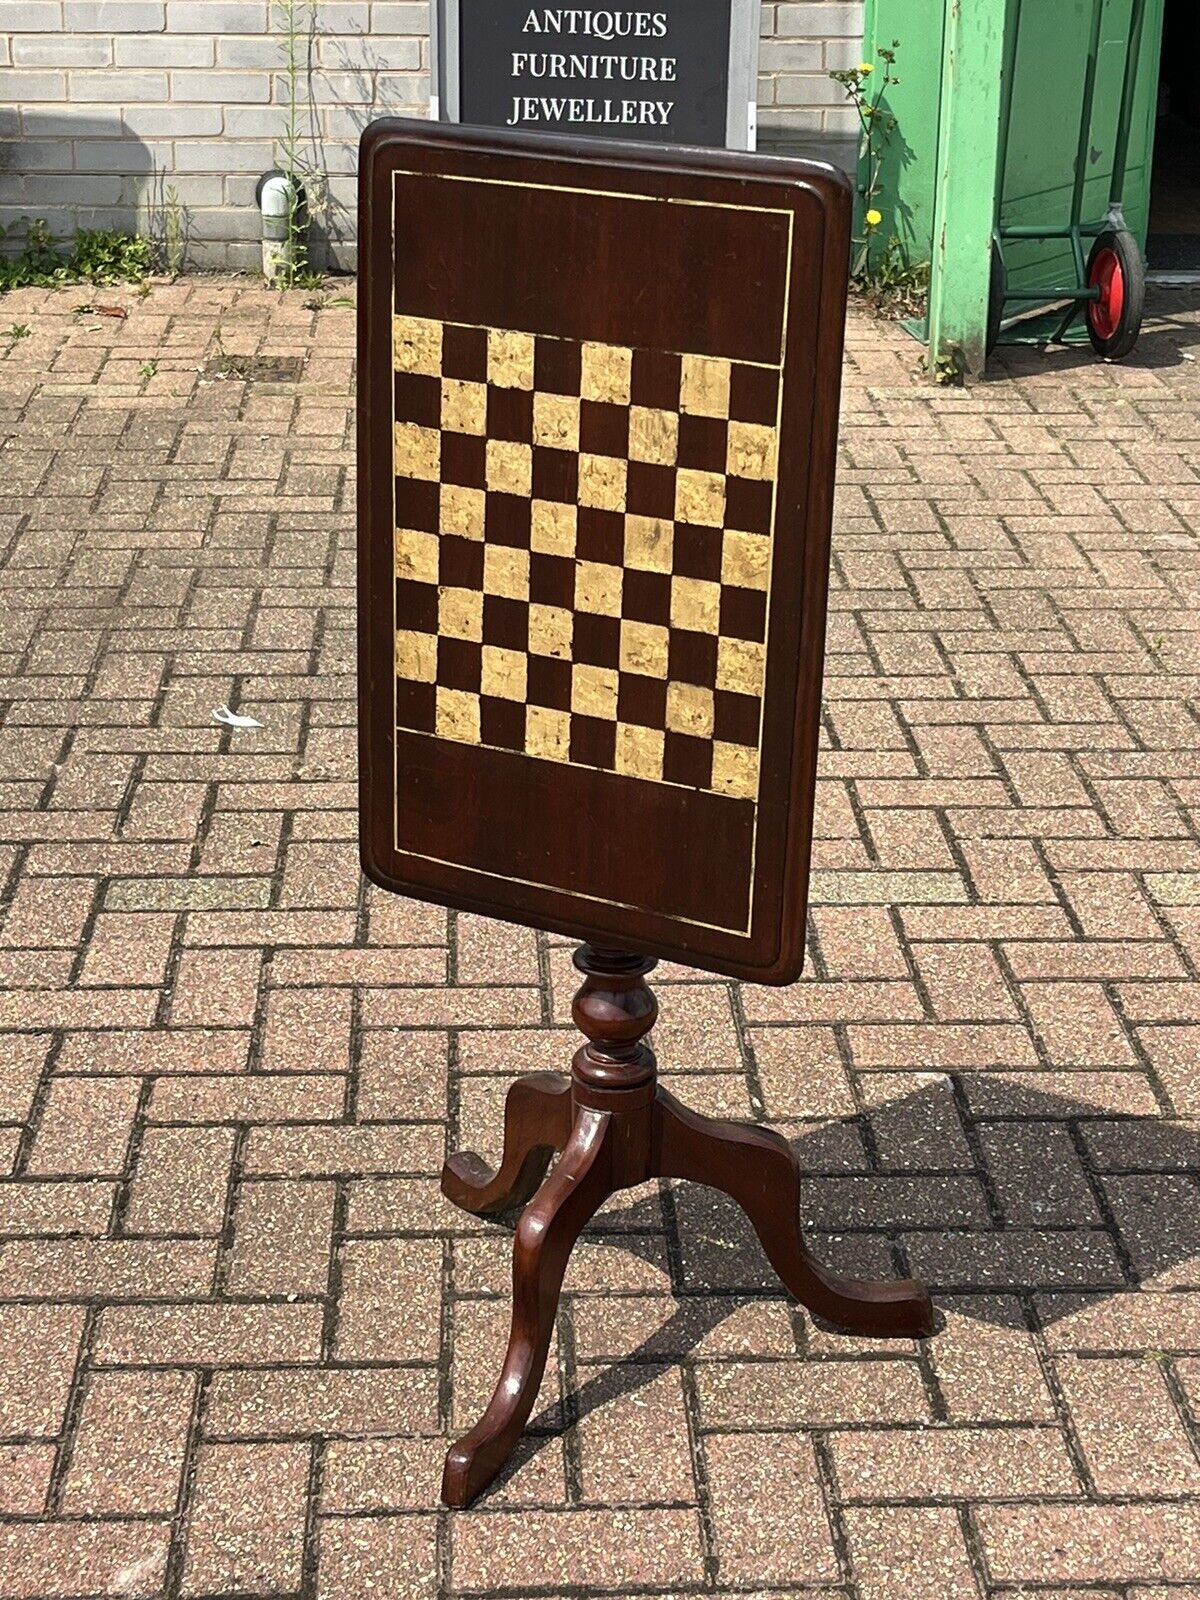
top-left (859, 62), bottom-right (875, 73)
top-left (865, 208), bottom-right (883, 227)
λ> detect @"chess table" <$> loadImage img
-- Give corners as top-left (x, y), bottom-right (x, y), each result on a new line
top-left (357, 118), bottom-right (934, 1508)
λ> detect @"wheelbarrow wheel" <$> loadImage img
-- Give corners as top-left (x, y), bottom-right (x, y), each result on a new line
top-left (987, 245), bottom-right (1007, 358)
top-left (1085, 229), bottom-right (1145, 361)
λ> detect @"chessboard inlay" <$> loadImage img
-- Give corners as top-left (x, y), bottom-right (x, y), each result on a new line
top-left (392, 312), bottom-right (782, 801)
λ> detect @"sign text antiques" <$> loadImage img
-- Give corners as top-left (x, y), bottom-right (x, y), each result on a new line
top-left (434, 1), bottom-right (760, 148)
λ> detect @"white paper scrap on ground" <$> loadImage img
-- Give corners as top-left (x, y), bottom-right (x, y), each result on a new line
top-left (212, 705), bottom-right (263, 729)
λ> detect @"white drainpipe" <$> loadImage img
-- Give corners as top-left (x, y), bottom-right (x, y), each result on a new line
top-left (257, 171), bottom-right (304, 283)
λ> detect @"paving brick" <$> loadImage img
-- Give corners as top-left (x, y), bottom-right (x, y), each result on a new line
top-left (0, 1238), bottom-right (216, 1300)
top-left (1055, 1353), bottom-right (1200, 1496)
top-left (848, 1023), bottom-right (1038, 1069)
top-left (1103, 1172), bottom-right (1200, 1288)
top-left (62, 1369), bottom-right (195, 1513)
top-left (168, 946), bottom-right (263, 1027)
top-left (844, 1504), bottom-right (981, 1600)
top-left (0, 877), bottom-right (96, 948)
top-left (316, 1515), bottom-right (438, 1600)
top-left (743, 978), bottom-right (924, 1025)
top-left (334, 1238), bottom-right (442, 1363)
top-left (0, 1443), bottom-right (55, 1515)
top-left (148, 1071), bottom-right (346, 1125)
top-left (812, 904), bottom-right (909, 979)
top-left (125, 1124), bottom-right (234, 1234)
top-left (55, 1028), bottom-right (251, 1076)
top-left (831, 1421), bottom-right (1078, 1500)
top-left (456, 912), bottom-right (541, 984)
top-left (914, 941), bottom-right (1019, 1020)
top-left (450, 1507), bottom-right (706, 1591)
top-left (576, 1364), bottom-right (694, 1504)
top-left (706, 1431), bottom-right (838, 1584)
top-left (978, 1503), bottom-right (1200, 1585)
top-left (224, 1178), bottom-right (335, 1296)
top-left (354, 1029), bottom-right (448, 1120)
top-left (0, 1177), bottom-right (113, 1236)
top-left (243, 1121), bottom-right (440, 1176)
top-left (977, 1120), bottom-right (1101, 1226)
top-left (697, 1356), bottom-right (930, 1430)
top-left (0, 1519), bottom-right (171, 1598)
top-left (905, 1227), bottom-right (1125, 1291)
top-left (926, 1297), bottom-right (1057, 1422)
top-left (0, 1305), bottom-right (85, 1437)
top-left (27, 1076), bottom-right (141, 1176)
top-left (205, 1366), bottom-right (440, 1439)
top-left (93, 1302), bottom-right (324, 1367)
top-left (79, 911), bottom-right (177, 988)
top-left (0, 1034), bottom-right (51, 1123)
top-left (182, 1441), bottom-right (310, 1595)
top-left (262, 985), bottom-right (352, 1074)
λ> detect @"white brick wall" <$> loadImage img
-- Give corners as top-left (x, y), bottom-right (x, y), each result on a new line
top-left (759, 0), bottom-right (863, 163)
top-left (0, 0), bottom-right (863, 269)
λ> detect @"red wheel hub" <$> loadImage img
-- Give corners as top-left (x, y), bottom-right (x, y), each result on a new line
top-left (1089, 247), bottom-right (1125, 342)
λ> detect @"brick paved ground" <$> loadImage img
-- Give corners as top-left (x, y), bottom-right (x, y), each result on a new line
top-left (0, 279), bottom-right (1198, 1599)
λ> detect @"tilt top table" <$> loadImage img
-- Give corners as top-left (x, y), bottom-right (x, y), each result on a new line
top-left (356, 117), bottom-right (934, 1509)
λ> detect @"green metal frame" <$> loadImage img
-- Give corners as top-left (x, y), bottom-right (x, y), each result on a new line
top-left (924, 0), bottom-right (1006, 377)
top-left (991, 0), bottom-right (1149, 343)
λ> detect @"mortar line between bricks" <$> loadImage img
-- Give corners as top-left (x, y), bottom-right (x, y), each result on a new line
top-left (301, 1434), bottom-right (327, 1600)
top-left (956, 1500), bottom-right (992, 1600)
top-left (211, 1124), bottom-right (251, 1299)
top-left (440, 1033), bottom-right (463, 1442)
top-left (1063, 1116), bottom-right (1140, 1286)
top-left (436, 1502), bottom-right (452, 1600)
top-left (61, 833), bottom-right (108, 992)
top-left (344, 984), bottom-right (365, 1123)
top-left (1160, 1356), bottom-right (1200, 1477)
top-left (841, 763), bottom-right (883, 869)
top-left (727, 976), bottom-right (768, 1120)
top-left (1026, 1291), bottom-right (1103, 1499)
top-left (1104, 982), bottom-right (1190, 1120)
top-left (43, 1303), bottom-right (101, 1520)
top-left (536, 928), bottom-right (554, 1028)
top-left (947, 1072), bottom-right (1006, 1229)
top-left (11, 1027), bottom-right (67, 1180)
top-left (320, 1178), bottom-right (352, 1364)
top-left (555, 1298), bottom-right (585, 1504)
top-left (678, 1357), bottom-right (719, 1588)
top-left (163, 1367), bottom-right (214, 1600)
top-left (109, 1073), bottom-right (158, 1238)
top-left (810, 1432), bottom-right (859, 1599)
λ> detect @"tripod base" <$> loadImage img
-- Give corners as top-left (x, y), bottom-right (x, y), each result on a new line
top-left (439, 950), bottom-right (934, 1508)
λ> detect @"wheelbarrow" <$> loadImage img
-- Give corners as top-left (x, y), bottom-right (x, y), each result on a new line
top-left (988, 0), bottom-right (1149, 361)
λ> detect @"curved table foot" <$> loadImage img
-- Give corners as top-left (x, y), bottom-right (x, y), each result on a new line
top-left (442, 1106), bottom-right (613, 1507)
top-left (441, 1072), bottom-right (573, 1217)
top-left (655, 1088), bottom-right (934, 1338)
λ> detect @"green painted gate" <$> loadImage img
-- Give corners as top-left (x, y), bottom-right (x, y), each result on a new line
top-left (859, 0), bottom-right (1166, 378)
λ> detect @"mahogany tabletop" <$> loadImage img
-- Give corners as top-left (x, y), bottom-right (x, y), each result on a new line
top-left (357, 118), bottom-right (850, 983)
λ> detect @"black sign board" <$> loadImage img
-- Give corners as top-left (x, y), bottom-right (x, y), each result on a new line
top-left (458, 0), bottom-right (730, 145)
top-left (436, 0), bottom-right (759, 150)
